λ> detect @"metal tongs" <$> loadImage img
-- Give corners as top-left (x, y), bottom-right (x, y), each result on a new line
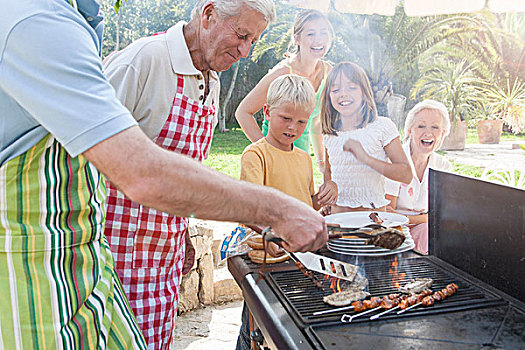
top-left (251, 226), bottom-right (359, 282)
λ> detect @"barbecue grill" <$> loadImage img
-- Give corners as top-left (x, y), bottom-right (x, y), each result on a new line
top-left (228, 170), bottom-right (525, 349)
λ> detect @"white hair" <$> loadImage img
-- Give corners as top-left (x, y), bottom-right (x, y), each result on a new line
top-left (191, 0), bottom-right (276, 23)
top-left (404, 99), bottom-right (451, 148)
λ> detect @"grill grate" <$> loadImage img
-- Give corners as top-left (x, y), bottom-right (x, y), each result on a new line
top-left (265, 257), bottom-right (505, 326)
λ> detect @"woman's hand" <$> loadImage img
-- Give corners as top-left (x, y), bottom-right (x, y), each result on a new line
top-left (385, 205), bottom-right (398, 214)
top-left (343, 139), bottom-right (369, 164)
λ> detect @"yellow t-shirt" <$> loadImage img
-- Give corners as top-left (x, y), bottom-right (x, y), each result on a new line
top-left (240, 138), bottom-right (314, 207)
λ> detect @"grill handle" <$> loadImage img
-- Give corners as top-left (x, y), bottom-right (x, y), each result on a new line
top-left (245, 225), bottom-right (286, 245)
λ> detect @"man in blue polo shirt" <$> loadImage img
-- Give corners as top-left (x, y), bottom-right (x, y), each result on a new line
top-left (0, 0), bottom-right (328, 347)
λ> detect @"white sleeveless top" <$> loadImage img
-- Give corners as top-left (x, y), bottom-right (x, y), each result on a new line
top-left (323, 117), bottom-right (399, 208)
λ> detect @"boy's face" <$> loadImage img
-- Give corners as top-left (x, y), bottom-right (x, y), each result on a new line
top-left (264, 102), bottom-right (311, 151)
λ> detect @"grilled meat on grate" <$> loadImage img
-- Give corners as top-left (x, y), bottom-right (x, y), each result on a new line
top-left (399, 278), bottom-right (433, 294)
top-left (324, 290), bottom-right (370, 307)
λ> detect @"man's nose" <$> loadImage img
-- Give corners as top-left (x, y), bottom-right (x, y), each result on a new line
top-left (239, 40), bottom-right (251, 58)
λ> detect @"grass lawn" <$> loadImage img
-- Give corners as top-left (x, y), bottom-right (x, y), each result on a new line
top-left (466, 128), bottom-right (524, 144)
top-left (204, 126), bottom-right (523, 184)
top-left (203, 128), bottom-right (251, 179)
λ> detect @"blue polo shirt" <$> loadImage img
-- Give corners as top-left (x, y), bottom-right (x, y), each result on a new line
top-left (0, 0), bottom-right (137, 166)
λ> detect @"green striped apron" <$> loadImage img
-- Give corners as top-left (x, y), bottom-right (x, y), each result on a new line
top-left (0, 135), bottom-right (147, 349)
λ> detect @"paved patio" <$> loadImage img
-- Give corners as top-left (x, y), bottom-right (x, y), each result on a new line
top-left (443, 140), bottom-right (525, 168)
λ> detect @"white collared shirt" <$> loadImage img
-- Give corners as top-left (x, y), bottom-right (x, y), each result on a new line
top-left (385, 142), bottom-right (452, 215)
top-left (103, 21), bottom-right (220, 139)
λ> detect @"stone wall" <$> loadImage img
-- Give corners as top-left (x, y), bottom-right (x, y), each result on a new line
top-left (178, 222), bottom-right (242, 314)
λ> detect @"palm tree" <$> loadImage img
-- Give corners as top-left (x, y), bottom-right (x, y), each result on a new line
top-left (483, 78), bottom-right (525, 133)
top-left (411, 59), bottom-right (481, 124)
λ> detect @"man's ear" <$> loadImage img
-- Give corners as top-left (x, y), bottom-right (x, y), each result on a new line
top-left (201, 2), bottom-right (215, 30)
top-left (263, 104), bottom-right (271, 121)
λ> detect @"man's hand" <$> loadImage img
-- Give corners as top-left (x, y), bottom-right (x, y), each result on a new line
top-left (266, 241), bottom-right (284, 257)
top-left (182, 230), bottom-right (195, 275)
top-left (270, 202), bottom-right (328, 253)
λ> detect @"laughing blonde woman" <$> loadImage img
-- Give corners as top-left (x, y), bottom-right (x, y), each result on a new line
top-left (385, 100), bottom-right (453, 254)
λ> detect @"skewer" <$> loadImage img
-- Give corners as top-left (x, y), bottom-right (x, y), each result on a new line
top-left (397, 301), bottom-right (421, 314)
top-left (341, 306), bottom-right (381, 323)
top-left (370, 305), bottom-right (400, 320)
top-left (397, 283), bottom-right (459, 314)
top-left (313, 305), bottom-right (354, 316)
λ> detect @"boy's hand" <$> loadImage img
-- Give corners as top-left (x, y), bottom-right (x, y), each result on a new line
top-left (343, 139), bottom-right (369, 164)
top-left (316, 180), bottom-right (338, 207)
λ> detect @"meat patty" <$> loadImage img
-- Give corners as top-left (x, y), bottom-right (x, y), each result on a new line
top-left (367, 229), bottom-right (405, 249)
top-left (399, 278), bottom-right (433, 294)
top-left (323, 290), bottom-right (370, 307)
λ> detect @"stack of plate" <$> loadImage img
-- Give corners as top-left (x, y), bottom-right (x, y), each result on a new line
top-left (325, 212), bottom-right (415, 257)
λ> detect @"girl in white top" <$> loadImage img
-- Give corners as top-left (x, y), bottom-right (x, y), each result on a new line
top-left (385, 100), bottom-right (453, 253)
top-left (321, 62), bottom-right (412, 213)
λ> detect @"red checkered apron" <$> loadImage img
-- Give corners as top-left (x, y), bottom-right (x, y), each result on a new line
top-left (104, 74), bottom-right (216, 350)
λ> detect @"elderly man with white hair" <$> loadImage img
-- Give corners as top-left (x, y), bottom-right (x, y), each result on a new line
top-left (385, 99), bottom-right (453, 254)
top-left (103, 0), bottom-right (276, 348)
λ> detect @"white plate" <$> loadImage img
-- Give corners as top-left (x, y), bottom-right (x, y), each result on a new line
top-left (330, 226), bottom-right (410, 245)
top-left (325, 211), bottom-right (408, 229)
top-left (328, 236), bottom-right (414, 252)
top-left (327, 240), bottom-right (415, 256)
top-left (328, 235), bottom-right (414, 252)
top-left (327, 227), bottom-right (415, 256)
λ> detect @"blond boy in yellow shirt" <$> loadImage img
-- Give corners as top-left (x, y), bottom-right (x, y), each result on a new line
top-left (236, 74), bottom-right (337, 350)
top-left (240, 74), bottom-right (337, 213)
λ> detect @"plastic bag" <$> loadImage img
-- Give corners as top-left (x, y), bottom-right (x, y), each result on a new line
top-left (218, 225), bottom-right (258, 263)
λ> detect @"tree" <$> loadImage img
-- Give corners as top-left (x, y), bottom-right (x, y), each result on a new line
top-left (101, 0), bottom-right (195, 57)
top-left (411, 59), bottom-right (481, 123)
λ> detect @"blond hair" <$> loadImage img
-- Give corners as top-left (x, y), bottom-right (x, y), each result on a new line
top-left (267, 74), bottom-right (316, 113)
top-left (404, 99), bottom-right (451, 148)
top-left (321, 62), bottom-right (377, 135)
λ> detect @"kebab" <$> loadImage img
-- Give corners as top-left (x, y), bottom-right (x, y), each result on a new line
top-left (318, 287), bottom-right (432, 317)
top-left (370, 289), bottom-right (433, 319)
top-left (397, 283), bottom-right (459, 314)
top-left (294, 260), bottom-right (324, 289)
top-left (340, 289), bottom-right (435, 322)
top-left (321, 278), bottom-right (434, 314)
